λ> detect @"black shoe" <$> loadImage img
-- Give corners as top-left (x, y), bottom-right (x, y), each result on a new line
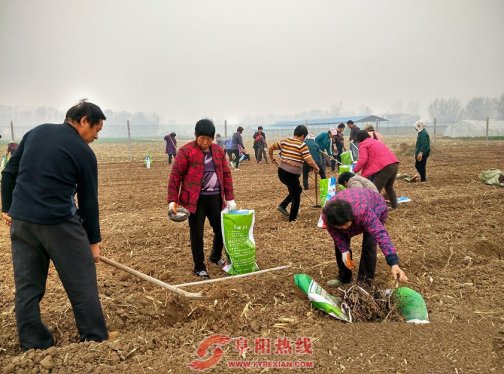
top-left (277, 205), bottom-right (289, 217)
top-left (193, 270), bottom-right (210, 280)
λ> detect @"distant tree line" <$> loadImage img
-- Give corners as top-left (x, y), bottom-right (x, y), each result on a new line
top-left (0, 105), bottom-right (161, 127)
top-left (428, 93), bottom-right (504, 122)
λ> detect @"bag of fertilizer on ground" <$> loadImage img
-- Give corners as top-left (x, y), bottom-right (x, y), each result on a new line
top-left (317, 177), bottom-right (337, 228)
top-left (479, 168), bottom-right (504, 187)
top-left (392, 287), bottom-right (429, 324)
top-left (294, 273), bottom-right (350, 322)
top-left (221, 210), bottom-right (259, 275)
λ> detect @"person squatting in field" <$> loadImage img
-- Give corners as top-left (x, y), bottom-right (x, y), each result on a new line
top-left (353, 130), bottom-right (400, 209)
top-left (322, 188), bottom-right (408, 287)
top-left (1, 101), bottom-right (108, 350)
top-left (167, 119), bottom-right (237, 280)
top-left (268, 125), bottom-right (320, 222)
top-left (337, 171), bottom-right (379, 193)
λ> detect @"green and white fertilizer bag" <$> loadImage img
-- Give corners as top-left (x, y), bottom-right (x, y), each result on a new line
top-left (340, 150), bottom-right (353, 165)
top-left (392, 287), bottom-right (429, 324)
top-left (479, 168), bottom-right (504, 187)
top-left (221, 210), bottom-right (259, 275)
top-left (317, 177), bottom-right (337, 228)
top-left (294, 274), bottom-right (350, 322)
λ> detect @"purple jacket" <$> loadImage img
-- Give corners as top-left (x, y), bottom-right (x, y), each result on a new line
top-left (323, 188), bottom-right (399, 266)
top-left (164, 134), bottom-right (177, 155)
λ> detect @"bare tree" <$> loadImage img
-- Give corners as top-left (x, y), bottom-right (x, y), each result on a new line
top-left (428, 97), bottom-right (463, 122)
top-left (496, 93), bottom-right (504, 120)
top-left (464, 96), bottom-right (497, 120)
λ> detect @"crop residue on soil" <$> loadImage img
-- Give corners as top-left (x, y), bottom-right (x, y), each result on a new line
top-left (0, 138), bottom-right (503, 373)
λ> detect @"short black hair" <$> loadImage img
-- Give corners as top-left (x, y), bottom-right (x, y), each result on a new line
top-left (293, 125), bottom-right (308, 138)
top-left (170, 132), bottom-right (176, 137)
top-left (347, 120), bottom-right (354, 125)
top-left (355, 130), bottom-right (371, 143)
top-left (338, 172), bottom-right (354, 186)
top-left (195, 119), bottom-right (215, 138)
top-left (65, 100), bottom-right (106, 127)
top-left (323, 199), bottom-right (354, 227)
top-left (337, 123), bottom-right (345, 129)
top-left (258, 126), bottom-right (263, 130)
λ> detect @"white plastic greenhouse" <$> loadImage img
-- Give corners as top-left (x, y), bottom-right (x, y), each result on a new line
top-left (443, 120), bottom-right (504, 138)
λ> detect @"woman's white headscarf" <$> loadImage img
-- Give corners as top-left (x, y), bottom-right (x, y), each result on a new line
top-left (414, 120), bottom-right (425, 132)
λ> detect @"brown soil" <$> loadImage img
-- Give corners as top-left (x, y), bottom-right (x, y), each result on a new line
top-left (1, 138), bottom-right (503, 373)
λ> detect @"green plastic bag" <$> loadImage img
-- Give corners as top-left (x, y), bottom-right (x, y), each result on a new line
top-left (319, 178), bottom-right (328, 205)
top-left (317, 177), bottom-right (337, 228)
top-left (294, 273), bottom-right (350, 322)
top-left (392, 287), bottom-right (429, 324)
top-left (338, 164), bottom-right (354, 174)
top-left (340, 151), bottom-right (353, 165)
top-left (221, 210), bottom-right (259, 275)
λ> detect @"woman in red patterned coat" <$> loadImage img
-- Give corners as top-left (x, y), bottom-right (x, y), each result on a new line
top-left (167, 119), bottom-right (237, 280)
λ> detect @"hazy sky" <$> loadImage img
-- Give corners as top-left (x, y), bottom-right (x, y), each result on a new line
top-left (1, 0), bottom-right (503, 123)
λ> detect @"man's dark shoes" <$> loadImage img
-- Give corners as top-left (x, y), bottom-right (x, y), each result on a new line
top-left (277, 205), bottom-right (289, 217)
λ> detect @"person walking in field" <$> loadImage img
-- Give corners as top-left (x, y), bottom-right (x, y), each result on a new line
top-left (231, 126), bottom-right (245, 170)
top-left (353, 130), bottom-right (400, 209)
top-left (1, 101), bottom-right (108, 350)
top-left (268, 125), bottom-right (320, 222)
top-left (167, 119), bottom-right (237, 280)
top-left (164, 132), bottom-right (177, 164)
top-left (414, 120), bottom-right (431, 182)
top-left (322, 188), bottom-right (408, 287)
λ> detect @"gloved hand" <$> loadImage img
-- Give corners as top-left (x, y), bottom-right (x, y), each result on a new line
top-left (226, 200), bottom-right (237, 211)
top-left (168, 202), bottom-right (177, 214)
top-left (342, 251), bottom-right (355, 270)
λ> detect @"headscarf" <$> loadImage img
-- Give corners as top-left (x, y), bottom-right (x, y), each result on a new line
top-left (414, 120), bottom-right (425, 132)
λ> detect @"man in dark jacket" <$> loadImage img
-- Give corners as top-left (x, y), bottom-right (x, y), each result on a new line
top-left (414, 120), bottom-right (431, 182)
top-left (1, 101), bottom-right (108, 350)
top-left (231, 126), bottom-right (245, 169)
top-left (347, 120), bottom-right (361, 161)
top-left (302, 134), bottom-right (326, 190)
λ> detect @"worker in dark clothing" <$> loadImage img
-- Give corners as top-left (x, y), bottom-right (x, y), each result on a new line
top-left (1, 101), bottom-right (108, 351)
top-left (302, 134), bottom-right (326, 190)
